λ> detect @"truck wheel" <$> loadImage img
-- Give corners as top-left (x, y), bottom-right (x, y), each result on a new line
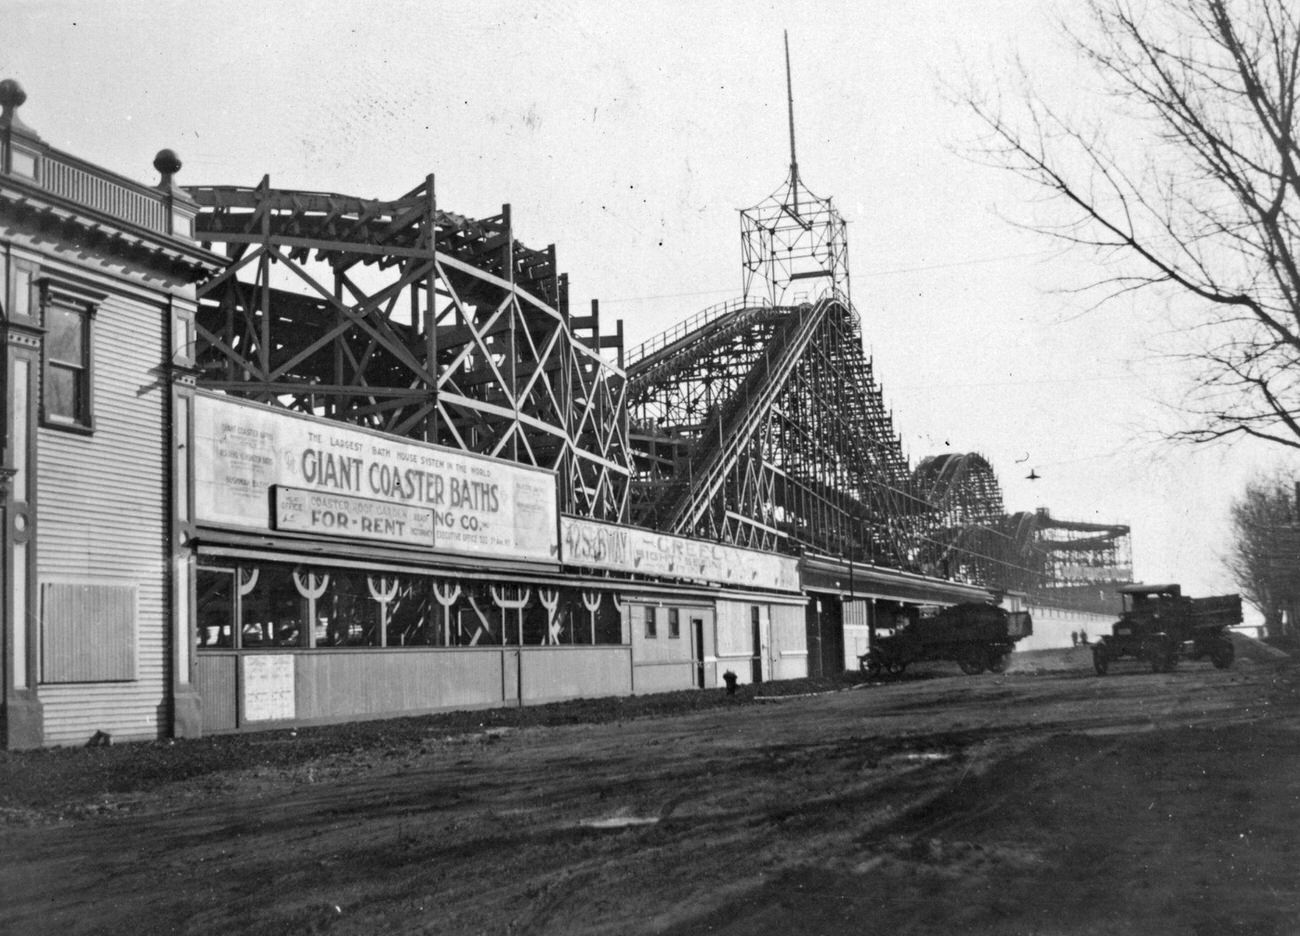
top-left (886, 661), bottom-right (907, 676)
top-left (1211, 640), bottom-right (1235, 669)
top-left (958, 648), bottom-right (986, 675)
top-left (860, 655), bottom-right (882, 677)
top-left (988, 652), bottom-right (1010, 674)
top-left (1092, 649), bottom-right (1109, 675)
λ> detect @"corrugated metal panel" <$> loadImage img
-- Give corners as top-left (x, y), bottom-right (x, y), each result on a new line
top-left (41, 583), bottom-right (136, 681)
top-left (37, 290), bottom-right (169, 744)
top-left (195, 655), bottom-right (238, 732)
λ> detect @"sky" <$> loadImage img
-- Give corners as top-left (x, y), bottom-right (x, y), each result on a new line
top-left (3, 0), bottom-right (1287, 608)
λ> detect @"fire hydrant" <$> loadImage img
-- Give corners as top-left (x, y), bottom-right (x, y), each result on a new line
top-left (723, 670), bottom-right (738, 696)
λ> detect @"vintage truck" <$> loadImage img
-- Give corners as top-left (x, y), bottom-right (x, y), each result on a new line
top-left (858, 602), bottom-right (1033, 677)
top-left (1092, 583), bottom-right (1240, 675)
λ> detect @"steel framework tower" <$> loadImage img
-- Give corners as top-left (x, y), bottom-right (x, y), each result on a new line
top-left (186, 176), bottom-right (629, 521)
top-left (627, 34), bottom-right (919, 563)
top-left (625, 36), bottom-right (1134, 607)
top-left (740, 32), bottom-right (850, 309)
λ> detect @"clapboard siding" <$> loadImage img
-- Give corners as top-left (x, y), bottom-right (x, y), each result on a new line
top-left (37, 290), bottom-right (169, 745)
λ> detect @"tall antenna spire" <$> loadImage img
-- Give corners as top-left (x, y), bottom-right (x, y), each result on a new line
top-left (784, 30), bottom-right (799, 208)
top-left (741, 30), bottom-right (850, 306)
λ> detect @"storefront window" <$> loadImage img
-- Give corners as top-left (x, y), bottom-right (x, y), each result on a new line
top-left (195, 562), bottom-right (631, 651)
top-left (196, 563), bottom-right (303, 649)
top-left (521, 600), bottom-right (550, 645)
top-left (452, 583), bottom-right (504, 646)
top-left (316, 572), bottom-right (380, 648)
top-left (594, 596), bottom-right (623, 645)
top-left (242, 565), bottom-right (305, 648)
top-left (196, 567), bottom-right (234, 648)
top-left (386, 576), bottom-right (437, 646)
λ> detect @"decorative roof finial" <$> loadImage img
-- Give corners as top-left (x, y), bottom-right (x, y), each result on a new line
top-left (0, 79), bottom-right (32, 132)
top-left (153, 148), bottom-right (182, 188)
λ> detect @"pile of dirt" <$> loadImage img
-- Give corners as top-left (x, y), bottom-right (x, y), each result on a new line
top-left (1230, 632), bottom-right (1292, 662)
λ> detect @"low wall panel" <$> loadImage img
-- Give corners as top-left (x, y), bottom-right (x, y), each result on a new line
top-left (195, 654), bottom-right (238, 733)
top-left (294, 650), bottom-right (504, 721)
top-left (197, 647), bottom-right (638, 731)
top-left (526, 647), bottom-right (632, 702)
top-left (632, 660), bottom-right (696, 694)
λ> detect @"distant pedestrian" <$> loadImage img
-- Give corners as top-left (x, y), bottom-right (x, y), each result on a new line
top-left (1080, 629), bottom-right (1089, 646)
top-left (1071, 630), bottom-right (1079, 647)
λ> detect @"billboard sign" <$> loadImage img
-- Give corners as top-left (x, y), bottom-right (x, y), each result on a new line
top-left (561, 516), bottom-right (801, 592)
top-left (193, 393), bottom-right (558, 562)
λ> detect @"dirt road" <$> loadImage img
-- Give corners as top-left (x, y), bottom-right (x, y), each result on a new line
top-left (3, 655), bottom-right (1298, 935)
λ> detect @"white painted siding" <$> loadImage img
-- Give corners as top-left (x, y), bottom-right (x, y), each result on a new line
top-left (37, 290), bottom-right (168, 745)
top-left (716, 600), bottom-right (759, 684)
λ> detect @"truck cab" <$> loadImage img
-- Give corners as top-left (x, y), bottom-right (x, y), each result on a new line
top-left (1095, 583), bottom-right (1238, 674)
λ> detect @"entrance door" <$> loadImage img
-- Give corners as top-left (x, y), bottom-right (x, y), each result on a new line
top-left (692, 617), bottom-right (705, 687)
top-left (751, 606), bottom-right (763, 683)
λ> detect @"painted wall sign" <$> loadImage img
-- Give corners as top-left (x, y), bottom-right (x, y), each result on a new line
top-left (560, 517), bottom-right (801, 592)
top-left (274, 486), bottom-right (436, 547)
top-left (242, 654), bottom-right (295, 722)
top-left (193, 393), bottom-right (558, 562)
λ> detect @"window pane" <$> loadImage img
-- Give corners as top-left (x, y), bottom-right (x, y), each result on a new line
top-left (240, 565), bottom-right (305, 648)
top-left (522, 601), bottom-right (550, 645)
top-left (386, 576), bottom-right (435, 646)
top-left (452, 583), bottom-right (503, 646)
top-left (317, 572), bottom-right (380, 647)
top-left (593, 597), bottom-right (623, 645)
top-left (197, 567), bottom-right (235, 648)
top-left (46, 366), bottom-right (79, 421)
top-left (47, 306), bottom-right (84, 364)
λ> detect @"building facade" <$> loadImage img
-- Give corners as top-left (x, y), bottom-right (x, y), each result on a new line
top-left (0, 80), bottom-right (222, 747)
top-left (2, 81), bottom-right (1004, 749)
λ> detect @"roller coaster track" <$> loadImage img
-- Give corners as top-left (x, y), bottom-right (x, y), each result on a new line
top-left (186, 175), bottom-right (629, 522)
top-left (659, 298), bottom-right (832, 535)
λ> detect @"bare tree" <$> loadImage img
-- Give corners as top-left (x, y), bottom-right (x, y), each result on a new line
top-left (1225, 471), bottom-right (1297, 636)
top-left (968, 0), bottom-right (1300, 447)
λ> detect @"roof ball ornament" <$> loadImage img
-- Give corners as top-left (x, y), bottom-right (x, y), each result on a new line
top-left (0, 78), bottom-right (29, 127)
top-left (153, 148), bottom-right (182, 187)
